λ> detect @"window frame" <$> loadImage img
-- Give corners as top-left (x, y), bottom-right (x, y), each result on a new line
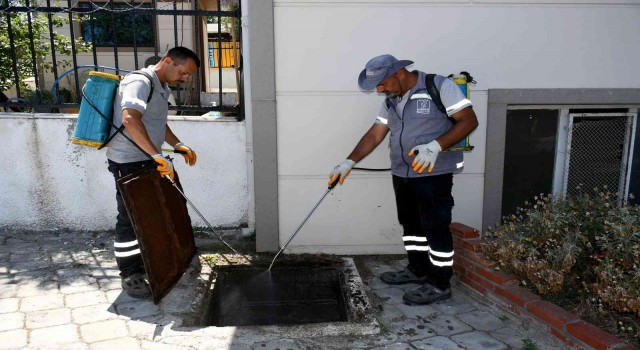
top-left (561, 112), bottom-right (637, 200)
top-left (483, 89), bottom-right (640, 233)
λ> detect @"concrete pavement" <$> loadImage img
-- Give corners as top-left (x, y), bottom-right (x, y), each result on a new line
top-left (0, 229), bottom-right (569, 349)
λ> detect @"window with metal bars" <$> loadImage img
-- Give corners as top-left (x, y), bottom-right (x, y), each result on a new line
top-left (563, 113), bottom-right (633, 199)
top-left (502, 107), bottom-right (638, 217)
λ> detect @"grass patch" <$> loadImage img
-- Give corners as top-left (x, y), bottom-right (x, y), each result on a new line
top-left (522, 338), bottom-right (536, 350)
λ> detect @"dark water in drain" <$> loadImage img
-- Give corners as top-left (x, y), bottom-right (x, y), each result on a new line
top-left (207, 267), bottom-right (348, 326)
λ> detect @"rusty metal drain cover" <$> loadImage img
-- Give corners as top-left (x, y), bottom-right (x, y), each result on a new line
top-left (117, 169), bottom-right (196, 304)
top-left (208, 267), bottom-right (348, 326)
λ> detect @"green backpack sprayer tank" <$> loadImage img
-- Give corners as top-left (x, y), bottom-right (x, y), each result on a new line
top-left (71, 71), bottom-right (121, 148)
top-left (426, 71), bottom-right (476, 152)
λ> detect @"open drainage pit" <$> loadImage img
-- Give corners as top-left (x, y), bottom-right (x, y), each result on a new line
top-left (208, 266), bottom-right (347, 327)
top-left (168, 256), bottom-right (379, 338)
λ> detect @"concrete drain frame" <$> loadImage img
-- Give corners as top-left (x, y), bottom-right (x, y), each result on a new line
top-left (160, 255), bottom-right (380, 338)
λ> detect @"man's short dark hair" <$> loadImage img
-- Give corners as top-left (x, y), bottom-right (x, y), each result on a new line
top-left (164, 46), bottom-right (201, 68)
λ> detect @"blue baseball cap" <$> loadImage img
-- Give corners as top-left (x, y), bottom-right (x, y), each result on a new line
top-left (358, 54), bottom-right (414, 90)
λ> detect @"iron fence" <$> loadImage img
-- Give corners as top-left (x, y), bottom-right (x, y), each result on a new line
top-left (0, 0), bottom-right (242, 118)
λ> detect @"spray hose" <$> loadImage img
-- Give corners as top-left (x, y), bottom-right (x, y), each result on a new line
top-left (80, 85), bottom-right (149, 159)
top-left (53, 65), bottom-right (132, 104)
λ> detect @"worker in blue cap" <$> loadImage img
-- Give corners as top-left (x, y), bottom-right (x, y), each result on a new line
top-left (329, 54), bottom-right (478, 305)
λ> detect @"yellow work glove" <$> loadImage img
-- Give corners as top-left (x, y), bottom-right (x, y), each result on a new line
top-left (152, 154), bottom-right (175, 180)
top-left (174, 142), bottom-right (197, 166)
top-left (329, 159), bottom-right (355, 185)
top-left (408, 140), bottom-right (442, 174)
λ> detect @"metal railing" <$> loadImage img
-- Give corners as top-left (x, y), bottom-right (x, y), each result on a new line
top-left (0, 0), bottom-right (243, 119)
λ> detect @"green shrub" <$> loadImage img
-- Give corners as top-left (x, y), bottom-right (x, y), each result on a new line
top-left (20, 89), bottom-right (59, 113)
top-left (482, 190), bottom-right (640, 317)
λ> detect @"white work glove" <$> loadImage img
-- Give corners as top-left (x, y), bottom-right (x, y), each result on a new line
top-left (329, 159), bottom-right (356, 185)
top-left (174, 142), bottom-right (197, 166)
top-left (408, 140), bottom-right (442, 174)
top-left (152, 154), bottom-right (175, 180)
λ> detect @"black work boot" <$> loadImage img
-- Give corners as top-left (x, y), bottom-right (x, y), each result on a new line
top-left (121, 273), bottom-right (151, 298)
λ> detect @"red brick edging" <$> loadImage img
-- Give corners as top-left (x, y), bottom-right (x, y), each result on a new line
top-left (450, 222), bottom-right (634, 350)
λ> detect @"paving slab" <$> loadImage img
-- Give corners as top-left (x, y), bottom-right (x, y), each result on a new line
top-left (65, 290), bottom-right (109, 308)
top-left (374, 286), bottom-right (406, 304)
top-left (252, 338), bottom-right (306, 350)
top-left (59, 276), bottom-right (99, 294)
top-left (20, 293), bottom-right (65, 312)
top-left (394, 301), bottom-right (440, 320)
top-left (25, 308), bottom-right (71, 329)
top-left (140, 340), bottom-right (192, 350)
top-left (0, 312), bottom-right (24, 332)
top-left (377, 304), bottom-right (405, 324)
top-left (29, 324), bottom-right (80, 346)
top-left (0, 284), bottom-right (18, 298)
top-left (89, 337), bottom-right (142, 350)
top-left (411, 336), bottom-right (466, 349)
top-left (0, 329), bottom-right (27, 349)
top-left (0, 298), bottom-right (19, 313)
top-left (116, 300), bottom-right (163, 319)
top-left (489, 325), bottom-right (568, 350)
top-left (387, 318), bottom-right (436, 342)
top-left (15, 280), bottom-right (58, 298)
top-left (370, 342), bottom-right (413, 350)
top-left (457, 309), bottom-right (508, 332)
top-left (450, 330), bottom-right (508, 349)
top-left (0, 230), bottom-right (570, 350)
top-left (419, 314), bottom-right (473, 337)
top-left (430, 292), bottom-right (479, 315)
top-left (79, 319), bottom-right (129, 343)
top-left (71, 303), bottom-right (118, 324)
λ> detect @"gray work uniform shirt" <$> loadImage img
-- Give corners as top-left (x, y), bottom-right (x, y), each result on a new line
top-left (106, 65), bottom-right (171, 163)
top-left (374, 71), bottom-right (472, 178)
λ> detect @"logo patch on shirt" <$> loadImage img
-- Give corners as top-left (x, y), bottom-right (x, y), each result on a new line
top-left (416, 99), bottom-right (430, 114)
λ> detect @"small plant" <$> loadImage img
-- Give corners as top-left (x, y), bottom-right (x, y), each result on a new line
top-left (482, 190), bottom-right (640, 345)
top-left (201, 254), bottom-right (218, 266)
top-left (377, 320), bottom-right (390, 335)
top-left (19, 89), bottom-right (59, 112)
top-left (522, 338), bottom-right (536, 350)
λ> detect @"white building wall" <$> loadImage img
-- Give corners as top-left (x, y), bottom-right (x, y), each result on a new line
top-left (0, 114), bottom-right (248, 231)
top-left (273, 0), bottom-right (640, 254)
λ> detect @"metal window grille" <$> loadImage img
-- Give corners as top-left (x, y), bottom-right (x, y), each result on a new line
top-left (563, 113), bottom-right (637, 199)
top-left (0, 0), bottom-right (242, 118)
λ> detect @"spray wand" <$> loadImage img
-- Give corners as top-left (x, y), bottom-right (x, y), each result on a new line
top-left (162, 174), bottom-right (250, 261)
top-left (268, 179), bottom-right (338, 271)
